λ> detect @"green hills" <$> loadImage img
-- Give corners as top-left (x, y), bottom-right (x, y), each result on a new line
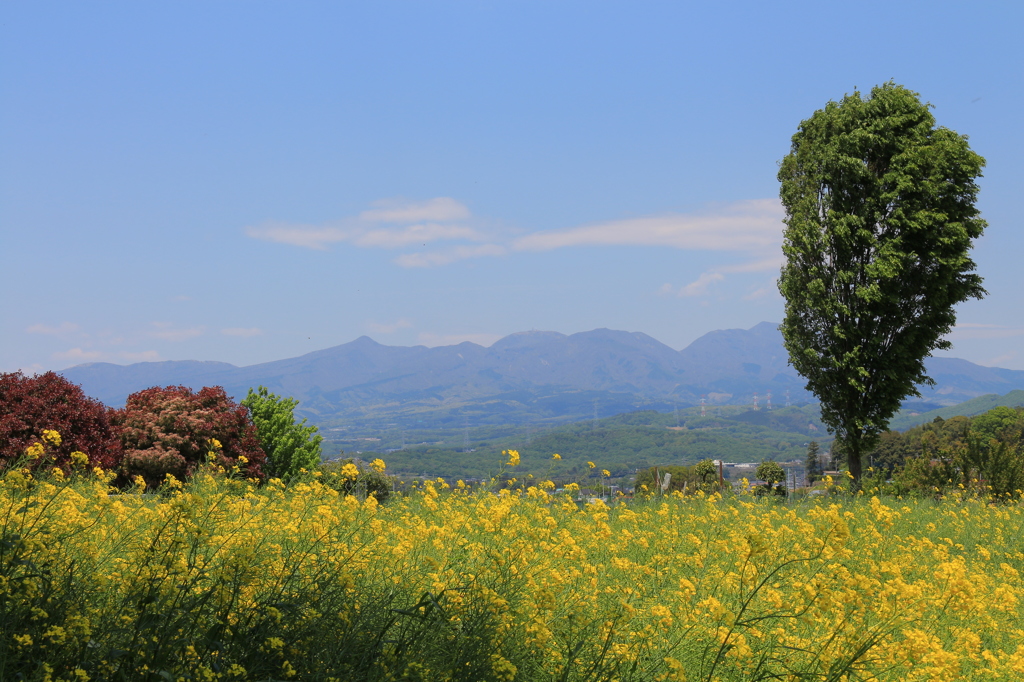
top-left (889, 389), bottom-right (1024, 431)
top-left (338, 404), bottom-right (827, 481)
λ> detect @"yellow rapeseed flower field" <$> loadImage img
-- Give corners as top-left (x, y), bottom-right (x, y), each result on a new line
top-left (2, 459), bottom-right (1024, 681)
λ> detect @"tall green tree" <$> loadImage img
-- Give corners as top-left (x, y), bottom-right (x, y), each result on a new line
top-left (777, 82), bottom-right (987, 484)
top-left (242, 386), bottom-right (322, 481)
top-left (803, 441), bottom-right (822, 484)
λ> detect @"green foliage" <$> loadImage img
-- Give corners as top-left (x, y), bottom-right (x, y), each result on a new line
top-left (777, 81), bottom-right (987, 483)
top-left (804, 441), bottom-right (822, 483)
top-left (242, 386), bottom-right (322, 481)
top-left (862, 414), bottom-right (973, 474)
top-left (879, 406), bottom-right (1024, 499)
top-left (755, 460), bottom-right (787, 497)
top-left (634, 465), bottom-right (698, 494)
top-left (971, 406), bottom-right (1024, 446)
top-left (371, 406), bottom-right (823, 481)
top-left (318, 458), bottom-right (393, 503)
top-left (894, 436), bottom-right (1024, 500)
top-left (694, 459), bottom-right (718, 485)
top-left (864, 430), bottom-right (914, 473)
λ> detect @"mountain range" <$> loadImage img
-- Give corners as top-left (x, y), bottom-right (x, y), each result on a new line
top-left (60, 322), bottom-right (1024, 430)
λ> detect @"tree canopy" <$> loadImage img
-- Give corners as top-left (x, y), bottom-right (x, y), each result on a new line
top-left (115, 385), bottom-right (267, 487)
top-left (777, 82), bottom-right (987, 483)
top-left (0, 371), bottom-right (122, 470)
top-left (242, 386), bottom-right (323, 481)
top-left (804, 441), bottom-right (822, 483)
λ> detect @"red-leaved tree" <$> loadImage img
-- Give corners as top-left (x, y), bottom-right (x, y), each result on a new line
top-left (0, 371), bottom-right (123, 470)
top-left (114, 385), bottom-right (267, 487)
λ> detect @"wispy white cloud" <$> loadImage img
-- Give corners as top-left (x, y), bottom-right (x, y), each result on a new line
top-left (718, 256), bottom-right (784, 274)
top-left (367, 318), bottom-right (413, 334)
top-left (982, 351), bottom-right (1019, 367)
top-left (659, 254), bottom-right (783, 299)
top-left (740, 274), bottom-right (780, 301)
top-left (245, 223), bottom-right (356, 250)
top-left (27, 322), bottom-right (80, 335)
top-left (148, 322), bottom-right (203, 342)
top-left (394, 244), bottom-right (506, 268)
top-left (949, 323), bottom-right (1024, 340)
top-left (359, 197), bottom-right (470, 223)
top-left (679, 272), bottom-right (725, 297)
top-left (245, 197), bottom-right (481, 252)
top-left (513, 199), bottom-right (783, 252)
top-left (247, 197), bottom-right (784, 269)
top-left (742, 286), bottom-right (771, 300)
top-left (14, 363), bottom-right (46, 375)
top-left (222, 327), bottom-right (264, 337)
top-left (355, 224), bottom-right (480, 248)
top-left (118, 350), bottom-right (161, 362)
top-left (417, 332), bottom-right (502, 347)
top-left (54, 348), bottom-right (102, 362)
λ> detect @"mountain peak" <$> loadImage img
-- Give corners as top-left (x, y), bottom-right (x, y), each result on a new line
top-left (350, 335), bottom-right (382, 346)
top-left (750, 321), bottom-right (781, 335)
top-left (490, 330), bottom-right (568, 350)
top-left (56, 324), bottom-right (1024, 419)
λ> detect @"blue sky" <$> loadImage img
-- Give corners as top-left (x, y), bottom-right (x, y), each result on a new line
top-left (3, 1), bottom-right (1022, 373)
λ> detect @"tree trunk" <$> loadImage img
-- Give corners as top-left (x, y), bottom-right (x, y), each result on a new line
top-left (847, 438), bottom-right (863, 489)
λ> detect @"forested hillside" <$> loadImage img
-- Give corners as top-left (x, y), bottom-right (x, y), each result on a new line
top-left (339, 404), bottom-right (826, 480)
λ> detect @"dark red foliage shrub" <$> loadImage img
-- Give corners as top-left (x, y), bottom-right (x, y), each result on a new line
top-left (113, 385), bottom-right (267, 487)
top-left (0, 371), bottom-right (123, 470)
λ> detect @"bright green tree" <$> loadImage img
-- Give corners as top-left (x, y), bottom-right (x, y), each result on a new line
top-left (755, 460), bottom-right (787, 497)
top-left (777, 82), bottom-right (987, 484)
top-left (803, 441), bottom-right (822, 484)
top-left (694, 459), bottom-right (719, 489)
top-left (242, 386), bottom-right (323, 481)
top-left (971, 406), bottom-right (1023, 447)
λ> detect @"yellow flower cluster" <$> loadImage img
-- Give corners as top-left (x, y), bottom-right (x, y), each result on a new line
top-left (4, 464), bottom-right (1024, 681)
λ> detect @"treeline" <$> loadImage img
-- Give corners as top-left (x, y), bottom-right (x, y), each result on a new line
top-left (0, 371), bottom-right (389, 496)
top-left (380, 407), bottom-right (822, 480)
top-left (824, 406), bottom-right (1024, 497)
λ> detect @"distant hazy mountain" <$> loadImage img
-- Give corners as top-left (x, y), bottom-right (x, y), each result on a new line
top-left (59, 323), bottom-right (1024, 429)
